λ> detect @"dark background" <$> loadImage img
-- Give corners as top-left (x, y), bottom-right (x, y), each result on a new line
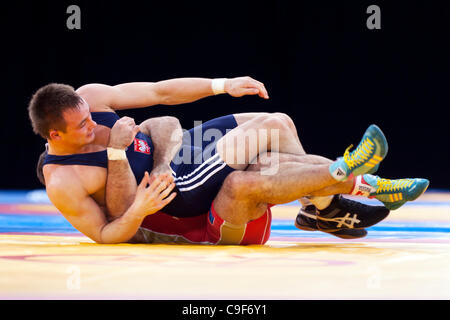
top-left (2, 0), bottom-right (449, 190)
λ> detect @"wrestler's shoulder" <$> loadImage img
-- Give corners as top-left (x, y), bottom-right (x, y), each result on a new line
top-left (76, 84), bottom-right (114, 113)
top-left (45, 167), bottom-right (82, 205)
top-left (44, 165), bottom-right (82, 190)
top-left (44, 164), bottom-right (105, 196)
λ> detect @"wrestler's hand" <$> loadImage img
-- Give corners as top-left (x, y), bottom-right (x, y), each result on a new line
top-left (149, 163), bottom-right (175, 185)
top-left (225, 76), bottom-right (269, 99)
top-left (133, 171), bottom-right (176, 216)
top-left (109, 116), bottom-right (140, 149)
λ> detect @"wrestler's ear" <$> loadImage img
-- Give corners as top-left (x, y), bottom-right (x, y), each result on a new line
top-left (48, 129), bottom-right (61, 141)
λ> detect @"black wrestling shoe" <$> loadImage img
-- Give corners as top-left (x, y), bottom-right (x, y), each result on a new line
top-left (295, 205), bottom-right (368, 239)
top-left (315, 195), bottom-right (390, 232)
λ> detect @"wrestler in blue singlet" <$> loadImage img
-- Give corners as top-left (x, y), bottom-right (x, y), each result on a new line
top-left (43, 112), bottom-right (238, 217)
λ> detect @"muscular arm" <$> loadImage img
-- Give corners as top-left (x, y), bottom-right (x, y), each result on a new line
top-left (47, 170), bottom-right (175, 244)
top-left (105, 116), bottom-right (181, 218)
top-left (105, 159), bottom-right (137, 219)
top-left (104, 117), bottom-right (140, 218)
top-left (77, 79), bottom-right (216, 110)
top-left (76, 77), bottom-right (268, 111)
top-left (140, 116), bottom-right (183, 171)
top-left (47, 172), bottom-right (143, 244)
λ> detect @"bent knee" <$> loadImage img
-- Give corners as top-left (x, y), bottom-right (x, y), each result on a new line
top-left (221, 171), bottom-right (266, 200)
top-left (221, 172), bottom-right (250, 200)
top-left (261, 114), bottom-right (291, 131)
top-left (272, 112), bottom-right (296, 132)
top-left (216, 173), bottom-right (269, 224)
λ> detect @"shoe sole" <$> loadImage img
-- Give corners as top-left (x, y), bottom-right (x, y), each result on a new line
top-left (294, 220), bottom-right (317, 231)
top-left (295, 220), bottom-right (368, 239)
top-left (328, 229), bottom-right (368, 239)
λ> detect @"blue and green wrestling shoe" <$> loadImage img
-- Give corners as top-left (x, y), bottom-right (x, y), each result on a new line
top-left (329, 124), bottom-right (388, 181)
top-left (363, 174), bottom-right (430, 210)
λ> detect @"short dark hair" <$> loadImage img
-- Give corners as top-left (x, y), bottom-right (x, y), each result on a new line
top-left (28, 83), bottom-right (83, 139)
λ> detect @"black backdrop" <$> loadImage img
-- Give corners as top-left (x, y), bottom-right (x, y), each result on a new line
top-left (2, 0), bottom-right (449, 189)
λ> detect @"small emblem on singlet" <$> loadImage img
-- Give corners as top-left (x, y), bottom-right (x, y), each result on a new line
top-left (134, 138), bottom-right (151, 155)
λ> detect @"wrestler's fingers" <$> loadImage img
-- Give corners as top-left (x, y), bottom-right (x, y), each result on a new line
top-left (161, 172), bottom-right (172, 180)
top-left (147, 174), bottom-right (157, 186)
top-left (132, 125), bottom-right (140, 138)
top-left (147, 175), bottom-right (164, 193)
top-left (138, 171), bottom-right (150, 189)
top-left (165, 173), bottom-right (174, 184)
top-left (149, 174), bottom-right (173, 195)
top-left (125, 118), bottom-right (139, 130)
top-left (118, 116), bottom-right (134, 125)
top-left (248, 80), bottom-right (268, 99)
top-left (257, 82), bottom-right (269, 99)
top-left (158, 192), bottom-right (177, 208)
top-left (158, 182), bottom-right (175, 200)
top-left (240, 88), bottom-right (260, 96)
top-left (155, 179), bottom-right (169, 194)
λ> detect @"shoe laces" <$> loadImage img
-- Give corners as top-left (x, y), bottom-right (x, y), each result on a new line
top-left (343, 138), bottom-right (374, 169)
top-left (376, 178), bottom-right (414, 194)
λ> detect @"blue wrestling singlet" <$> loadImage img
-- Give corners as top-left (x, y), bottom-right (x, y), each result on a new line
top-left (43, 112), bottom-right (155, 184)
top-left (165, 115), bottom-right (238, 217)
top-left (43, 112), bottom-right (238, 218)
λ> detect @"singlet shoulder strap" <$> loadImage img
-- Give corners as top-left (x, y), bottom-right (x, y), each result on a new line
top-left (43, 150), bottom-right (108, 168)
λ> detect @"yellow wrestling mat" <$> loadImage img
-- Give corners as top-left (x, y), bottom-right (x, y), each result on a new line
top-left (1, 191), bottom-right (450, 299)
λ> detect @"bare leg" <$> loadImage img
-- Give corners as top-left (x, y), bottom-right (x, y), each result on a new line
top-left (214, 161), bottom-right (347, 225)
top-left (232, 114), bottom-right (352, 200)
top-left (213, 152), bottom-right (357, 225)
top-left (213, 113), bottom-right (354, 224)
top-left (247, 152), bottom-right (354, 197)
top-left (216, 113), bottom-right (306, 170)
top-left (233, 112), bottom-right (304, 152)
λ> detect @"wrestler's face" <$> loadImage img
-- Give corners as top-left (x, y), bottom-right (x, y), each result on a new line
top-left (58, 99), bottom-right (97, 146)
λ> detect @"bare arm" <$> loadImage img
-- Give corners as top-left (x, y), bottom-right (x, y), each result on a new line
top-left (76, 77), bottom-right (269, 111)
top-left (140, 116), bottom-right (183, 172)
top-left (105, 116), bottom-right (181, 219)
top-left (105, 117), bottom-right (140, 218)
top-left (105, 159), bottom-right (137, 220)
top-left (47, 171), bottom-right (175, 244)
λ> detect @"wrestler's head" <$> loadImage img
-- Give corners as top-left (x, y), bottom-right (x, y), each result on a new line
top-left (28, 83), bottom-right (97, 147)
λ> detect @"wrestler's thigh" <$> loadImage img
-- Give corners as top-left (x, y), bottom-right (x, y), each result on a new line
top-left (248, 152), bottom-right (333, 171)
top-left (232, 112), bottom-right (271, 126)
top-left (212, 172), bottom-right (269, 225)
top-left (216, 113), bottom-right (286, 170)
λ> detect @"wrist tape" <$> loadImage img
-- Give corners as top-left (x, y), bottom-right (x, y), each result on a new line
top-left (107, 147), bottom-right (127, 160)
top-left (211, 78), bottom-right (227, 95)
